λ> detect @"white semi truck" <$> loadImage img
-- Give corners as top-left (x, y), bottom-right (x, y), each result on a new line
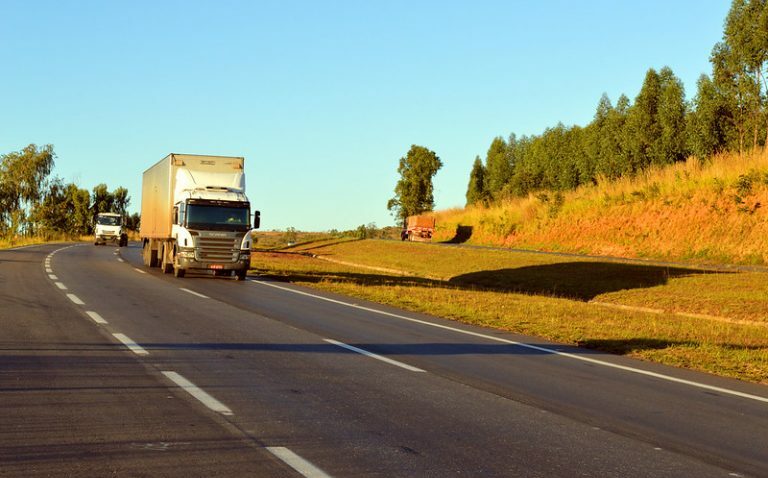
top-left (139, 153), bottom-right (260, 280)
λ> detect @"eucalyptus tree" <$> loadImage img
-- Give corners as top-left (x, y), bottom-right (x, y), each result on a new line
top-left (687, 74), bottom-right (735, 158)
top-left (0, 144), bottom-right (55, 236)
top-left (484, 136), bottom-right (512, 198)
top-left (722, 0), bottom-right (768, 147)
top-left (387, 145), bottom-right (442, 225)
top-left (657, 66), bottom-right (689, 165)
top-left (465, 155), bottom-right (488, 206)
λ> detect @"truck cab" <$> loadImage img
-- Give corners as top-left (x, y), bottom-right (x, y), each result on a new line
top-left (170, 192), bottom-right (258, 279)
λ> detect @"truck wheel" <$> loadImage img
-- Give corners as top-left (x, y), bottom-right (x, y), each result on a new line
top-left (119, 235), bottom-right (127, 247)
top-left (161, 244), bottom-right (172, 274)
top-left (174, 267), bottom-right (185, 278)
top-left (235, 270), bottom-right (247, 281)
top-left (149, 241), bottom-right (159, 267)
top-left (142, 241), bottom-right (158, 267)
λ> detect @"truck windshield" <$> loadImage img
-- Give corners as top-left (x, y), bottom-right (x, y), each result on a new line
top-left (186, 205), bottom-right (250, 231)
top-left (96, 216), bottom-right (121, 226)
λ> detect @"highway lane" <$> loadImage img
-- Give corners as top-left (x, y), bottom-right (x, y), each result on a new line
top-left (4, 242), bottom-right (766, 476)
top-left (0, 244), bottom-right (290, 477)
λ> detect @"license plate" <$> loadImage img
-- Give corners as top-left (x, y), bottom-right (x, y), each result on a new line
top-left (209, 264), bottom-right (224, 270)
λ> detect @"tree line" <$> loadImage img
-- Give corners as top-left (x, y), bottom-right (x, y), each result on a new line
top-left (466, 0), bottom-right (768, 205)
top-left (0, 144), bottom-right (138, 239)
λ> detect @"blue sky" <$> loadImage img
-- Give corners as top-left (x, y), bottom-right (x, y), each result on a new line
top-left (1, 1), bottom-right (730, 231)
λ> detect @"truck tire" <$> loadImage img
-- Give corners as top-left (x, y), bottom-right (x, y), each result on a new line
top-left (174, 266), bottom-right (185, 278)
top-left (235, 269), bottom-right (247, 281)
top-left (142, 240), bottom-right (159, 267)
top-left (119, 235), bottom-right (127, 247)
top-left (161, 244), bottom-right (172, 274)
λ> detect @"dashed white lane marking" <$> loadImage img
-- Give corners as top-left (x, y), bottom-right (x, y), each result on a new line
top-left (55, 282), bottom-right (68, 290)
top-left (86, 311), bottom-right (108, 324)
top-left (48, 274), bottom-right (58, 280)
top-left (113, 333), bottom-right (149, 355)
top-left (134, 268), bottom-right (146, 274)
top-left (66, 293), bottom-right (84, 305)
top-left (324, 339), bottom-right (426, 373)
top-left (180, 288), bottom-right (209, 299)
top-left (266, 447), bottom-right (332, 478)
top-left (161, 371), bottom-right (233, 416)
top-left (45, 268), bottom-right (53, 274)
top-left (117, 258), bottom-right (125, 263)
top-left (253, 280), bottom-right (768, 405)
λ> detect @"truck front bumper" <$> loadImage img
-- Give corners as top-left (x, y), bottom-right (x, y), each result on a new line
top-left (176, 252), bottom-right (250, 272)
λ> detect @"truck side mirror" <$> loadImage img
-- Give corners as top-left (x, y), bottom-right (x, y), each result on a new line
top-left (254, 210), bottom-right (260, 229)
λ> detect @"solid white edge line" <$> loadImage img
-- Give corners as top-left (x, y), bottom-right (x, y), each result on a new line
top-left (55, 282), bottom-right (67, 290)
top-left (266, 447), bottom-right (332, 478)
top-left (161, 371), bottom-right (233, 416)
top-left (254, 280), bottom-right (768, 404)
top-left (66, 293), bottom-right (84, 305)
top-left (134, 268), bottom-right (146, 274)
top-left (112, 333), bottom-right (149, 355)
top-left (86, 310), bottom-right (108, 324)
top-left (324, 339), bottom-right (425, 373)
top-left (180, 287), bottom-right (209, 299)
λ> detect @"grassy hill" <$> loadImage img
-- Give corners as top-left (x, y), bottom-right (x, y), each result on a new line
top-left (432, 150), bottom-right (768, 266)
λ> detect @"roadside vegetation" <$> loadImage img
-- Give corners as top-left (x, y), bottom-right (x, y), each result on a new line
top-left (435, 149), bottom-right (768, 265)
top-left (0, 144), bottom-right (137, 248)
top-left (253, 239), bottom-right (768, 385)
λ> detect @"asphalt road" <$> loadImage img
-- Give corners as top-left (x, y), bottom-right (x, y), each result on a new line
top-left (1, 242), bottom-right (767, 477)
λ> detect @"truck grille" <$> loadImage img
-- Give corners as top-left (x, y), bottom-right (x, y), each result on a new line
top-left (197, 237), bottom-right (238, 262)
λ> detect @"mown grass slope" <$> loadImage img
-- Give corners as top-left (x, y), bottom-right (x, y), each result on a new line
top-left (433, 150), bottom-right (768, 265)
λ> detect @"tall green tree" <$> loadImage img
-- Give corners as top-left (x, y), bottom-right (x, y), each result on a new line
top-left (484, 136), bottom-right (511, 198)
top-left (465, 156), bottom-right (488, 206)
top-left (112, 186), bottom-right (130, 216)
top-left (0, 144), bottom-right (55, 236)
top-left (657, 66), bottom-right (689, 164)
top-left (583, 93), bottom-right (612, 182)
top-left (722, 0), bottom-right (768, 147)
top-left (387, 145), bottom-right (443, 225)
top-left (687, 74), bottom-right (735, 158)
top-left (625, 68), bottom-right (662, 172)
top-left (595, 94), bottom-right (631, 179)
top-left (32, 180), bottom-right (92, 236)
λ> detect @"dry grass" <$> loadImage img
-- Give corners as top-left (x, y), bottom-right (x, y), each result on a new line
top-left (433, 150), bottom-right (768, 265)
top-left (252, 240), bottom-right (768, 384)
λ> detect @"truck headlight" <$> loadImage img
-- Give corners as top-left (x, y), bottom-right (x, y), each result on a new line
top-left (240, 233), bottom-right (253, 251)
